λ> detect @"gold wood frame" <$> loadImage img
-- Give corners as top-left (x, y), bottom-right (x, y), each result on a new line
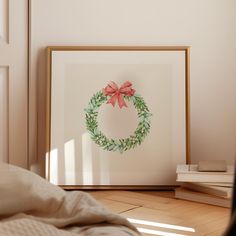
top-left (46, 46), bottom-right (190, 190)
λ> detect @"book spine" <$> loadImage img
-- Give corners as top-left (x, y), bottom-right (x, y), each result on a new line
top-left (175, 190), bottom-right (231, 208)
top-left (177, 174), bottom-right (233, 183)
top-left (182, 183), bottom-right (230, 198)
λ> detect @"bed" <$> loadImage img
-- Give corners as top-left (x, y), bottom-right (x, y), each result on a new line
top-left (0, 163), bottom-right (140, 236)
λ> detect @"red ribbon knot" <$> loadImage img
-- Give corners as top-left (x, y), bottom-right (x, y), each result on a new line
top-left (103, 81), bottom-right (135, 108)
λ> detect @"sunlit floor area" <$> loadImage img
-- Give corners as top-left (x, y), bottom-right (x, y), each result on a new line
top-left (88, 190), bottom-right (230, 236)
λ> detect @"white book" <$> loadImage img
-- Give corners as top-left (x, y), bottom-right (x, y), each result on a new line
top-left (176, 165), bottom-right (234, 183)
top-left (182, 182), bottom-right (232, 199)
top-left (203, 182), bottom-right (233, 187)
top-left (175, 187), bottom-right (231, 208)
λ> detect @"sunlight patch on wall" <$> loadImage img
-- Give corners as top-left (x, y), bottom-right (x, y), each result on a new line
top-left (99, 154), bottom-right (110, 185)
top-left (82, 132), bottom-right (93, 185)
top-left (64, 139), bottom-right (75, 185)
top-left (49, 148), bottom-right (58, 185)
top-left (45, 152), bottom-right (49, 180)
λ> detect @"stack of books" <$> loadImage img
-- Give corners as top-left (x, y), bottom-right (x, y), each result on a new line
top-left (175, 164), bottom-right (234, 208)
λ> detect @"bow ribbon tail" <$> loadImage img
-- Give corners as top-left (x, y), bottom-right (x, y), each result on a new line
top-left (117, 94), bottom-right (127, 108)
top-left (107, 93), bottom-right (119, 107)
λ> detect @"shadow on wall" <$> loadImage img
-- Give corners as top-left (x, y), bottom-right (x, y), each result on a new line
top-left (30, 47), bottom-right (47, 177)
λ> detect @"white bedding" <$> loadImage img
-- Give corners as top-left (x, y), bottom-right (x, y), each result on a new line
top-left (0, 164), bottom-right (140, 236)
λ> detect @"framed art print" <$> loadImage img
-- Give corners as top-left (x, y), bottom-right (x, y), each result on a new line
top-left (46, 46), bottom-right (190, 189)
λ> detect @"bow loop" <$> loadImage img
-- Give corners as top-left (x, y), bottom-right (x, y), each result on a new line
top-left (103, 81), bottom-right (135, 108)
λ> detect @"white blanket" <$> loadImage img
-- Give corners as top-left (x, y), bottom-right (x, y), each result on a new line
top-left (0, 164), bottom-right (140, 236)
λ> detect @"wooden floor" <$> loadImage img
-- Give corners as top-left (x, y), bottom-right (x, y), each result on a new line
top-left (88, 190), bottom-right (230, 236)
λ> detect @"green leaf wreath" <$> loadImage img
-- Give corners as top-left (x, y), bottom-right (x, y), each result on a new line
top-left (85, 82), bottom-right (152, 153)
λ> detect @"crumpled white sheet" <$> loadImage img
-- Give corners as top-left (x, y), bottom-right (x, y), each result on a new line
top-left (0, 163), bottom-right (140, 236)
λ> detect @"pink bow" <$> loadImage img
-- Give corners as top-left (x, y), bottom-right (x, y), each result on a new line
top-left (103, 81), bottom-right (135, 108)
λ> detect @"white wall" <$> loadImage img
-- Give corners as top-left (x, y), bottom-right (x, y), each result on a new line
top-left (30, 0), bottom-right (236, 176)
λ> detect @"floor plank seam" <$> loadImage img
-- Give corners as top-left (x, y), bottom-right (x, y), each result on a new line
top-left (118, 206), bottom-right (141, 214)
top-left (104, 197), bottom-right (142, 208)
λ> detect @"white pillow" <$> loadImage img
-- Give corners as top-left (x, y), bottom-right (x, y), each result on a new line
top-left (0, 163), bottom-right (65, 216)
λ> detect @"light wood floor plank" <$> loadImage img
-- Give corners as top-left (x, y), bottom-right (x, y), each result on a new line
top-left (88, 190), bottom-right (230, 236)
top-left (99, 198), bottom-right (139, 214)
top-left (105, 192), bottom-right (182, 211)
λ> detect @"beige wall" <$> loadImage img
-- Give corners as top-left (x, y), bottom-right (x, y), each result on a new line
top-left (30, 0), bottom-right (236, 176)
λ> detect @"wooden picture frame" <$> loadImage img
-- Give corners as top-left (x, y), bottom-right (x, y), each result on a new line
top-left (46, 46), bottom-right (190, 189)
